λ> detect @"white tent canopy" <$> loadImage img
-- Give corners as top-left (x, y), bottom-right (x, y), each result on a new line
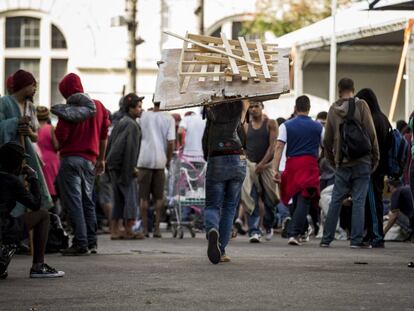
top-left (277, 10), bottom-right (414, 50)
top-left (264, 93), bottom-right (330, 120)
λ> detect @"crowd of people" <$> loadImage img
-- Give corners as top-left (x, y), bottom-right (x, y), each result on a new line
top-left (1, 69), bottom-right (413, 277)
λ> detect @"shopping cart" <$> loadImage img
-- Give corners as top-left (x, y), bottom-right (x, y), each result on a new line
top-left (167, 152), bottom-right (206, 239)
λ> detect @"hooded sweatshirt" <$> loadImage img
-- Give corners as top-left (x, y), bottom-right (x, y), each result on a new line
top-left (55, 73), bottom-right (109, 163)
top-left (323, 97), bottom-right (379, 171)
top-left (355, 88), bottom-right (392, 174)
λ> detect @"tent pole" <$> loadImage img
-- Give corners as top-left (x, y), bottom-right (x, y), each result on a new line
top-left (329, 0), bottom-right (337, 104)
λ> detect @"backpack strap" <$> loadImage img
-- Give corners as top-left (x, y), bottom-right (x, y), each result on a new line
top-left (346, 98), bottom-right (356, 120)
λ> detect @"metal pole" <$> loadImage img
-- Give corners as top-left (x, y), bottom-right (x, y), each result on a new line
top-left (197, 0), bottom-right (204, 35)
top-left (126, 0), bottom-right (137, 93)
top-left (329, 0), bottom-right (337, 104)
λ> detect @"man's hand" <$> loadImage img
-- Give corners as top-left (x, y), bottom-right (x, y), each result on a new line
top-left (18, 123), bottom-right (33, 136)
top-left (273, 170), bottom-right (282, 183)
top-left (133, 167), bottom-right (139, 178)
top-left (95, 160), bottom-right (105, 176)
top-left (22, 164), bottom-right (36, 178)
top-left (255, 162), bottom-right (266, 175)
top-left (18, 116), bottom-right (31, 125)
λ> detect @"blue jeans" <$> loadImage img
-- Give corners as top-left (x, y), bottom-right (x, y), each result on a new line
top-left (247, 184), bottom-right (277, 236)
top-left (322, 163), bottom-right (371, 245)
top-left (58, 156), bottom-right (97, 249)
top-left (288, 194), bottom-right (311, 238)
top-left (204, 155), bottom-right (246, 253)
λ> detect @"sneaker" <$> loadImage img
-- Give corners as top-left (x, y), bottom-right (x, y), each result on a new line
top-left (30, 264), bottom-right (65, 278)
top-left (61, 245), bottom-right (90, 256)
top-left (220, 254), bottom-right (231, 263)
top-left (207, 229), bottom-right (221, 264)
top-left (350, 242), bottom-right (372, 249)
top-left (88, 245), bottom-right (98, 254)
top-left (319, 242), bottom-right (330, 248)
top-left (0, 245), bottom-right (16, 280)
top-left (249, 233), bottom-right (261, 243)
top-left (288, 237), bottom-right (302, 246)
top-left (153, 230), bottom-right (162, 238)
top-left (265, 228), bottom-right (274, 241)
top-left (371, 241), bottom-right (385, 248)
top-left (281, 217), bottom-right (291, 239)
top-left (234, 218), bottom-right (247, 235)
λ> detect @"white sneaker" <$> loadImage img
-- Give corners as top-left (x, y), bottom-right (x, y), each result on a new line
top-left (288, 237), bottom-right (302, 246)
top-left (249, 233), bottom-right (261, 243)
top-left (265, 228), bottom-right (274, 241)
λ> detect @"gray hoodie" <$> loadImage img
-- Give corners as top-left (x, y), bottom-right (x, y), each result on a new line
top-left (323, 97), bottom-right (379, 171)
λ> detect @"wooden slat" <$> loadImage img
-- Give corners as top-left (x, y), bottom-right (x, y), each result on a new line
top-left (180, 63), bottom-right (195, 93)
top-left (187, 33), bottom-right (277, 49)
top-left (178, 31), bottom-right (189, 75)
top-left (238, 37), bottom-right (257, 79)
top-left (221, 32), bottom-right (239, 75)
top-left (164, 30), bottom-right (261, 66)
top-left (213, 65), bottom-right (221, 82)
top-left (186, 47), bottom-right (273, 59)
top-left (180, 71), bottom-right (225, 77)
top-left (256, 39), bottom-right (271, 80)
top-left (199, 64), bottom-right (208, 82)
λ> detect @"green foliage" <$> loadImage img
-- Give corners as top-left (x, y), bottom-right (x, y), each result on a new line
top-left (242, 0), bottom-right (354, 38)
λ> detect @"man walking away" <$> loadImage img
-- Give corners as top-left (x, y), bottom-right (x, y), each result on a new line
top-left (242, 100), bottom-right (279, 242)
top-left (321, 78), bottom-right (379, 249)
top-left (356, 88), bottom-right (392, 248)
top-left (106, 94), bottom-right (144, 239)
top-left (56, 73), bottom-right (109, 256)
top-left (273, 96), bottom-right (323, 246)
top-left (203, 100), bottom-right (248, 264)
top-left (137, 101), bottom-right (175, 238)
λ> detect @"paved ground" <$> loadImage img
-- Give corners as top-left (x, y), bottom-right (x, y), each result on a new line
top-left (1, 232), bottom-right (413, 311)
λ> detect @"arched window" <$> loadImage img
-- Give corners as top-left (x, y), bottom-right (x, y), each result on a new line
top-left (207, 14), bottom-right (259, 41)
top-left (2, 14), bottom-right (68, 106)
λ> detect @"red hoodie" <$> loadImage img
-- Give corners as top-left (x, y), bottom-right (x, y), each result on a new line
top-left (55, 73), bottom-right (109, 163)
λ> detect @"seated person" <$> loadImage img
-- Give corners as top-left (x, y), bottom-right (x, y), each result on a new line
top-left (0, 142), bottom-right (64, 279)
top-left (384, 179), bottom-right (414, 239)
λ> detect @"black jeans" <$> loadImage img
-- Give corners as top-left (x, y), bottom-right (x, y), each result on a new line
top-left (364, 171), bottom-right (385, 244)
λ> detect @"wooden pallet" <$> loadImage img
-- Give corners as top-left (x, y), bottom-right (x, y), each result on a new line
top-left (164, 31), bottom-right (279, 93)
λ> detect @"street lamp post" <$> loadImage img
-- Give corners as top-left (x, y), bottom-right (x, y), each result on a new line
top-left (329, 0), bottom-right (337, 104)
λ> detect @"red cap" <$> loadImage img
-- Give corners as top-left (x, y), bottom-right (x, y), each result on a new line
top-left (12, 70), bottom-right (36, 93)
top-left (59, 73), bottom-right (84, 99)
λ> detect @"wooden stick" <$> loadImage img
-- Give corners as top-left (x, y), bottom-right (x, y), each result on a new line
top-left (221, 32), bottom-right (239, 75)
top-left (238, 37), bottom-right (257, 78)
top-left (187, 33), bottom-right (277, 49)
top-left (164, 30), bottom-right (261, 66)
top-left (256, 39), bottom-right (271, 80)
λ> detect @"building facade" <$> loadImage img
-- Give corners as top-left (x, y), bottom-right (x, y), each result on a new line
top-left (0, 0), bottom-right (259, 111)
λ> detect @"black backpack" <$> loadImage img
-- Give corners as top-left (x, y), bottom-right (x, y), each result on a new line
top-left (340, 98), bottom-right (372, 160)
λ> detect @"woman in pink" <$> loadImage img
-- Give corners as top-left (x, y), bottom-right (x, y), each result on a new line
top-left (36, 106), bottom-right (60, 202)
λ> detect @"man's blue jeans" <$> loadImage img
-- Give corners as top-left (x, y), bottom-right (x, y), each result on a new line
top-left (204, 155), bottom-right (246, 253)
top-left (58, 156), bottom-right (97, 249)
top-left (247, 184), bottom-right (277, 236)
top-left (322, 163), bottom-right (371, 245)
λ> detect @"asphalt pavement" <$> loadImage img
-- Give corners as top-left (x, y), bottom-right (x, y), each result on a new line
top-left (1, 232), bottom-right (413, 311)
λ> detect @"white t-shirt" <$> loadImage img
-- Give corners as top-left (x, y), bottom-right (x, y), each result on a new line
top-left (137, 111), bottom-right (176, 169)
top-left (179, 114), bottom-right (206, 158)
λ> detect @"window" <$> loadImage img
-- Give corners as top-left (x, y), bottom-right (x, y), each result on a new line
top-left (51, 59), bottom-right (68, 105)
top-left (211, 27), bottom-right (222, 38)
top-left (5, 59), bottom-right (40, 103)
top-left (3, 15), bottom-right (68, 107)
top-left (51, 25), bottom-right (67, 49)
top-left (6, 17), bottom-right (40, 48)
top-left (232, 21), bottom-right (243, 40)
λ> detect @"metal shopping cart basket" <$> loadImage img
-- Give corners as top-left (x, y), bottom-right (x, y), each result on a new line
top-left (167, 152), bottom-right (206, 239)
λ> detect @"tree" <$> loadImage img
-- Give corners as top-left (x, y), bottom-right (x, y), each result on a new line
top-left (242, 0), bottom-right (355, 38)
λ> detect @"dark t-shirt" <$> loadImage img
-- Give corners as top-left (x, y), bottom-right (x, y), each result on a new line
top-left (0, 172), bottom-right (41, 243)
top-left (390, 186), bottom-right (414, 223)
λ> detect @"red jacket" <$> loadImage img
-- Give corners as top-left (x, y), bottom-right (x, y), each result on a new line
top-left (281, 155), bottom-right (320, 208)
top-left (55, 73), bottom-right (109, 163)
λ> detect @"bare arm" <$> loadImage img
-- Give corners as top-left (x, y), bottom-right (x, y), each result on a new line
top-left (383, 210), bottom-right (399, 235)
top-left (51, 126), bottom-right (59, 151)
top-left (272, 140), bottom-right (286, 183)
top-left (95, 139), bottom-right (108, 176)
top-left (177, 127), bottom-right (185, 148)
top-left (257, 119), bottom-right (278, 171)
top-left (166, 140), bottom-right (175, 169)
